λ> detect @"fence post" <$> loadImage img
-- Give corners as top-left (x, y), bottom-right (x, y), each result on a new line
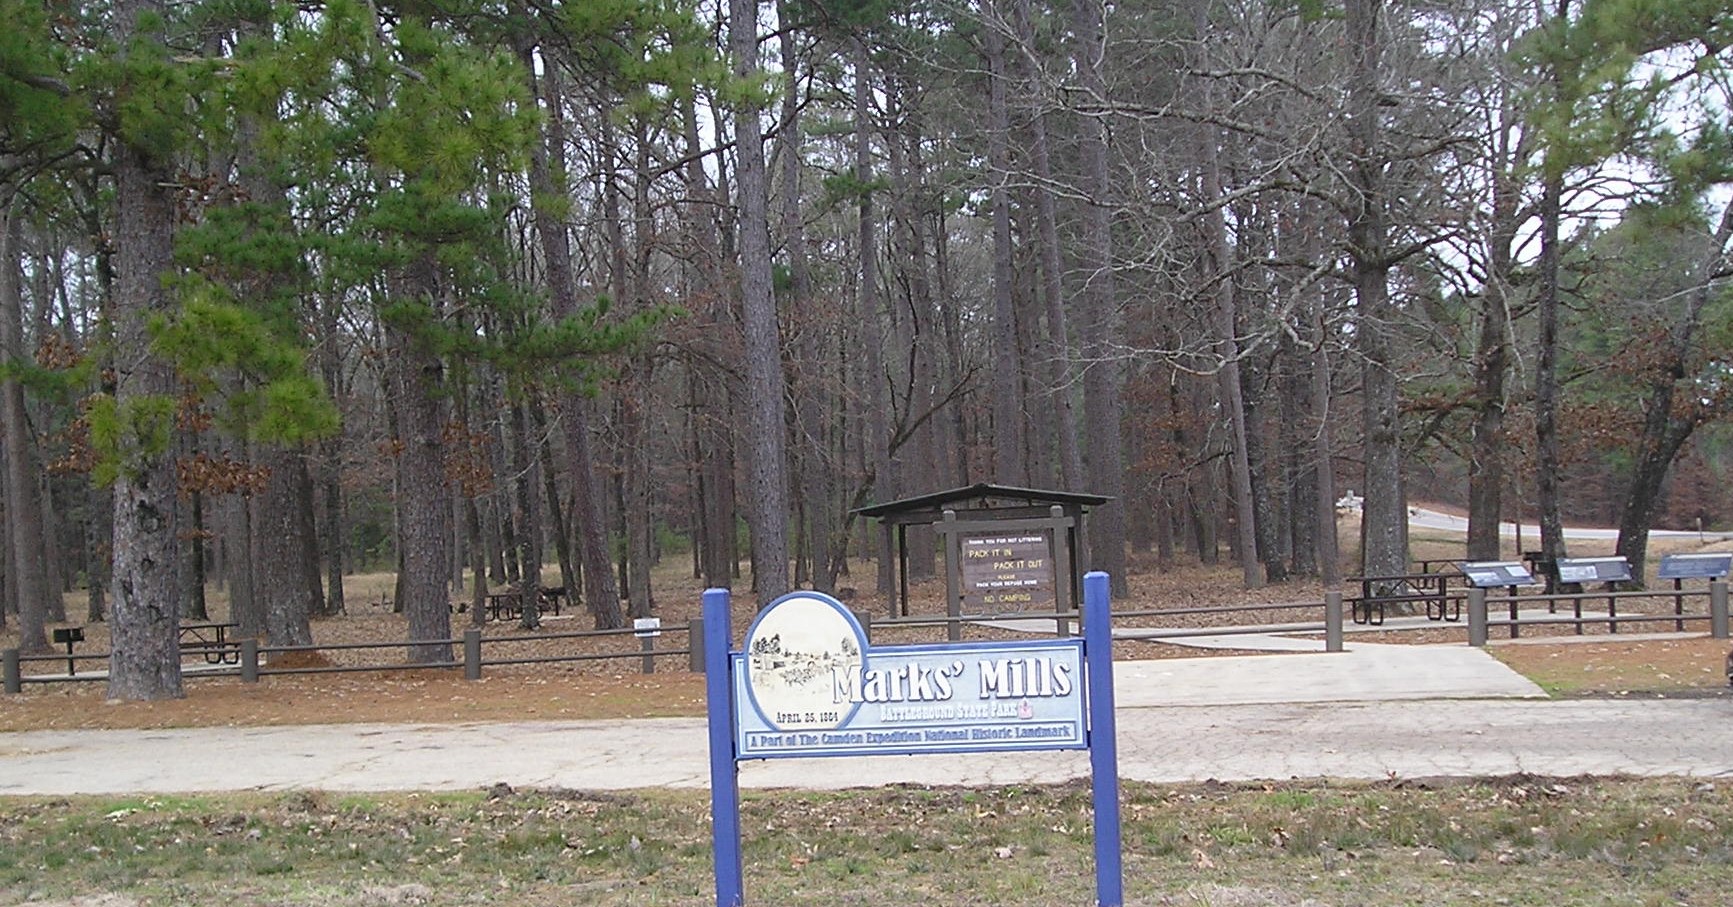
top-left (641, 633), bottom-right (656, 675)
top-left (855, 611), bottom-right (872, 645)
top-left (3, 649), bottom-right (19, 694)
top-left (1325, 591), bottom-right (1344, 653)
top-left (464, 629), bottom-right (482, 681)
top-left (688, 617), bottom-right (705, 673)
top-left (240, 638), bottom-right (259, 683)
top-left (1467, 587), bottom-right (1488, 647)
top-left (1712, 581), bottom-right (1729, 640)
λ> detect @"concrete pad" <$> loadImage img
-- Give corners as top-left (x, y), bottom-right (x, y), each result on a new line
top-left (1110, 645), bottom-right (1545, 708)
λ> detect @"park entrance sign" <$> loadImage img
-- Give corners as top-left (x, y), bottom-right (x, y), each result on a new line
top-left (703, 573), bottom-right (1125, 906)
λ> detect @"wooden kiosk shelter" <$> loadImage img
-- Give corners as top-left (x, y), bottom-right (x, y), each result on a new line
top-left (854, 483), bottom-right (1111, 637)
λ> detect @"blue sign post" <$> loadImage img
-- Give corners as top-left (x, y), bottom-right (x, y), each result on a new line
top-left (703, 571), bottom-right (1124, 906)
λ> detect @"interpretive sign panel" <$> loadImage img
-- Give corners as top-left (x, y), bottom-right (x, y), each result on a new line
top-left (1658, 553), bottom-right (1733, 580)
top-left (959, 533), bottom-right (1055, 610)
top-left (1555, 557), bottom-right (1632, 584)
top-left (732, 592), bottom-right (1084, 759)
top-left (1460, 561), bottom-right (1538, 588)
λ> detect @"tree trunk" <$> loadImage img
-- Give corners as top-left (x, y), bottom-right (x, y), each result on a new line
top-left (1013, 0), bottom-right (1083, 492)
top-left (1193, 97), bottom-right (1263, 588)
top-left (984, 14), bottom-right (1027, 487)
top-left (1346, 0), bottom-right (1408, 580)
top-left (85, 485), bottom-right (110, 622)
top-left (510, 400), bottom-right (543, 630)
top-left (0, 196), bottom-right (49, 652)
top-left (1069, 0), bottom-right (1128, 594)
top-left (258, 446), bottom-right (316, 648)
top-left (1612, 206), bottom-right (1733, 581)
top-left (1282, 338), bottom-right (1316, 578)
top-left (731, 0), bottom-right (791, 601)
top-left (389, 254), bottom-right (454, 664)
top-left (854, 40), bottom-right (896, 601)
top-left (885, 111), bottom-right (938, 582)
top-left (518, 42), bottom-right (622, 628)
top-left (776, 3), bottom-right (838, 592)
top-left (318, 305), bottom-right (346, 616)
top-left (107, 0), bottom-right (185, 699)
top-left (232, 446), bottom-right (264, 639)
top-left (531, 398), bottom-right (575, 596)
top-left (1534, 166), bottom-right (1567, 573)
top-left (1468, 278), bottom-right (1513, 562)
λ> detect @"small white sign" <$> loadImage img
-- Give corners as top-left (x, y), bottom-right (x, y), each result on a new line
top-left (634, 617), bottom-right (662, 638)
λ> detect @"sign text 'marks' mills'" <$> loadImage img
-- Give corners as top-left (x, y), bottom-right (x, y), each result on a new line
top-left (960, 533), bottom-right (1054, 610)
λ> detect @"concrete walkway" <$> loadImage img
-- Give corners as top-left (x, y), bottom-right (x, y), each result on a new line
top-left (4, 643), bottom-right (1730, 796)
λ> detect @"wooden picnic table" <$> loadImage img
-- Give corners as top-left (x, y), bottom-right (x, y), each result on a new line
top-left (179, 621), bottom-right (241, 665)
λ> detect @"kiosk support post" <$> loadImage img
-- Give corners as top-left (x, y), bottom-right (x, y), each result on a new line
top-left (1324, 591), bottom-right (1344, 653)
top-left (1467, 588), bottom-right (1488, 647)
top-left (703, 589), bottom-right (744, 907)
top-left (1083, 572), bottom-right (1123, 907)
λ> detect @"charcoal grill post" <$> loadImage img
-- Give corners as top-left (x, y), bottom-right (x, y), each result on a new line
top-left (52, 627), bottom-right (83, 676)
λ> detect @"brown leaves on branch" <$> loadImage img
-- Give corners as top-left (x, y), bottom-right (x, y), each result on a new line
top-left (443, 421), bottom-right (493, 497)
top-left (177, 452), bottom-right (269, 497)
top-left (34, 333), bottom-right (81, 370)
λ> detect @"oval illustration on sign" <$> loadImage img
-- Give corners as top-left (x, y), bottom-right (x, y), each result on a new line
top-left (742, 592), bottom-right (867, 732)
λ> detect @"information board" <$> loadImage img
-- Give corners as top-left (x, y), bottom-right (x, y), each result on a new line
top-left (959, 532), bottom-right (1054, 610)
top-left (1555, 557), bottom-right (1631, 584)
top-left (1459, 561), bottom-right (1538, 588)
top-left (1658, 553), bottom-right (1733, 580)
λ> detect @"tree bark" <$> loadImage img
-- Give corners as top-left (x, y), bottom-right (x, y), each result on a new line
top-left (1534, 165), bottom-right (1567, 574)
top-left (1311, 292), bottom-right (1341, 588)
top-left (1013, 0), bottom-right (1083, 492)
top-left (107, 0), bottom-right (185, 700)
top-left (518, 41), bottom-right (623, 628)
top-left (1069, 0), bottom-right (1128, 594)
top-left (1346, 0), bottom-right (1408, 580)
top-left (731, 0), bottom-right (792, 601)
top-left (1468, 189), bottom-right (1516, 560)
top-left (531, 398), bottom-right (575, 596)
top-left (258, 447), bottom-right (316, 648)
top-left (854, 40), bottom-right (896, 601)
top-left (0, 196), bottom-right (50, 652)
top-left (776, 2), bottom-right (839, 592)
top-left (510, 400), bottom-right (543, 630)
top-left (984, 13), bottom-right (1027, 487)
top-left (1193, 94), bottom-right (1263, 588)
top-left (389, 252), bottom-right (454, 664)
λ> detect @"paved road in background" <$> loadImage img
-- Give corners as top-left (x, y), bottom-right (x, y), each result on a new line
top-left (4, 645), bottom-right (1729, 795)
top-left (1406, 506), bottom-right (1733, 543)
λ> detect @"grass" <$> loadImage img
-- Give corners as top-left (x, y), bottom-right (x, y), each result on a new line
top-left (2, 777), bottom-right (1730, 906)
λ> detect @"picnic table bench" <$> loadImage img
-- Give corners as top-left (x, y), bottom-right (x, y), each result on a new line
top-left (1347, 572), bottom-right (1462, 625)
top-left (179, 621), bottom-right (241, 665)
top-left (483, 587), bottom-right (567, 621)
